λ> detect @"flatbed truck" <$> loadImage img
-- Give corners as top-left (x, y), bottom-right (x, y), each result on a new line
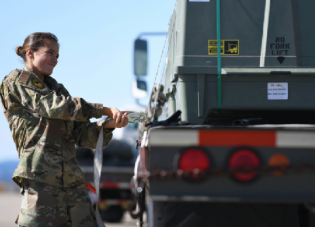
top-left (133, 0), bottom-right (315, 226)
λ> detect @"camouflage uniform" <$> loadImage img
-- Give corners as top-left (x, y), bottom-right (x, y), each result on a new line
top-left (18, 179), bottom-right (97, 227)
top-left (0, 66), bottom-right (113, 226)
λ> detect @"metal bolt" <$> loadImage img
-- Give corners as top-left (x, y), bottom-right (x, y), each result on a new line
top-left (137, 187), bottom-right (143, 193)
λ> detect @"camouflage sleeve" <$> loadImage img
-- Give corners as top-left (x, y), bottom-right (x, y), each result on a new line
top-left (12, 71), bottom-right (103, 121)
top-left (72, 118), bottom-right (114, 149)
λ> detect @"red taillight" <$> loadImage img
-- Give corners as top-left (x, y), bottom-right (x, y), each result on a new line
top-left (229, 149), bottom-right (260, 182)
top-left (178, 148), bottom-right (210, 171)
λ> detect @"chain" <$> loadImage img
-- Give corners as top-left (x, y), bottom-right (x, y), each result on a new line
top-left (136, 164), bottom-right (315, 181)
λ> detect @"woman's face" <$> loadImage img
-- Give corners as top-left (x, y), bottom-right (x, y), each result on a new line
top-left (27, 39), bottom-right (59, 78)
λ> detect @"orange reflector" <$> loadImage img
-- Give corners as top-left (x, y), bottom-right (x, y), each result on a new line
top-left (268, 154), bottom-right (290, 176)
top-left (199, 130), bottom-right (276, 147)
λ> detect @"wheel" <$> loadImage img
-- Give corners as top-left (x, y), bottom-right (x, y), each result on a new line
top-left (99, 205), bottom-right (124, 223)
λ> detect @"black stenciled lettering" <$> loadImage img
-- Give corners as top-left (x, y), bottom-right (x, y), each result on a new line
top-left (275, 44), bottom-right (289, 49)
top-left (272, 50), bottom-right (289, 56)
top-left (270, 38), bottom-right (290, 56)
top-left (276, 37), bottom-right (285, 42)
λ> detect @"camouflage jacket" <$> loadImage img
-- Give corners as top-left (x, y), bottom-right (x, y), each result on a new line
top-left (0, 66), bottom-right (113, 187)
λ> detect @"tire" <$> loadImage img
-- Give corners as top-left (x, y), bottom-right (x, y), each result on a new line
top-left (99, 205), bottom-right (124, 223)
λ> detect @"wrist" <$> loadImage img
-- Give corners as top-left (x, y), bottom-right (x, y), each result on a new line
top-left (102, 107), bottom-right (111, 116)
top-left (103, 118), bottom-right (115, 129)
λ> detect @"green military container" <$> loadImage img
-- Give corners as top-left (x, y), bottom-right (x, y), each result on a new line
top-left (165, 0), bottom-right (315, 125)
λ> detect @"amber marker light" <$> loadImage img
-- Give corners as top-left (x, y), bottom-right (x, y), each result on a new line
top-left (268, 154), bottom-right (290, 176)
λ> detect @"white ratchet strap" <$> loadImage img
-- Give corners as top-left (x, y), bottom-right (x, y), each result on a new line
top-left (94, 127), bottom-right (106, 227)
top-left (93, 112), bottom-right (146, 227)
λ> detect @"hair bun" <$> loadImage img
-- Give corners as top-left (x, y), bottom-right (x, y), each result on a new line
top-left (16, 32), bottom-right (59, 62)
top-left (16, 46), bottom-right (23, 57)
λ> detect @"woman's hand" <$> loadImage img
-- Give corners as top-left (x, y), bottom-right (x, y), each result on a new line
top-left (103, 112), bottom-right (128, 129)
top-left (102, 107), bottom-right (120, 118)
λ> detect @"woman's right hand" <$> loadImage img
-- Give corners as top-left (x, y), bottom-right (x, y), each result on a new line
top-left (104, 112), bottom-right (128, 128)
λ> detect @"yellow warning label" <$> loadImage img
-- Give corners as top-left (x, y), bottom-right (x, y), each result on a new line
top-left (208, 40), bottom-right (239, 55)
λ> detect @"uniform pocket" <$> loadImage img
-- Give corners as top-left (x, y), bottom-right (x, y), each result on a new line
top-left (18, 180), bottom-right (68, 226)
top-left (17, 209), bottom-right (54, 227)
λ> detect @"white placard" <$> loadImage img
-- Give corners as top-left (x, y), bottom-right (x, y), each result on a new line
top-left (189, 0), bottom-right (210, 2)
top-left (267, 82), bottom-right (288, 100)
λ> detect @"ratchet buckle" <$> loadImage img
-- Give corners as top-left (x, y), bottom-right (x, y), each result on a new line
top-left (127, 112), bottom-right (146, 123)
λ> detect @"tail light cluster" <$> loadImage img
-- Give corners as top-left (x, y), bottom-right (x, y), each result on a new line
top-left (177, 148), bottom-right (290, 183)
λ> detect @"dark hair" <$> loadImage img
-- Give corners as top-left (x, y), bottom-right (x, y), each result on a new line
top-left (16, 32), bottom-right (59, 62)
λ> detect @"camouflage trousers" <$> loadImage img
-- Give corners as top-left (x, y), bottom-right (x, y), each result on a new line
top-left (16, 179), bottom-right (98, 227)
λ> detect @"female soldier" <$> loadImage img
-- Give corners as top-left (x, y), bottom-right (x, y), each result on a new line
top-left (0, 32), bottom-right (128, 226)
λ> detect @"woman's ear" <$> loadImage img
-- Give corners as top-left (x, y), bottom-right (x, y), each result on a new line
top-left (26, 48), bottom-right (34, 61)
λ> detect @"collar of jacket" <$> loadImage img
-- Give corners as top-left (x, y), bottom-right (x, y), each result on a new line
top-left (23, 65), bottom-right (61, 91)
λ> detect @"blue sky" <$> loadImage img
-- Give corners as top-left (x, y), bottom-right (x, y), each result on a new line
top-left (0, 0), bottom-right (176, 162)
